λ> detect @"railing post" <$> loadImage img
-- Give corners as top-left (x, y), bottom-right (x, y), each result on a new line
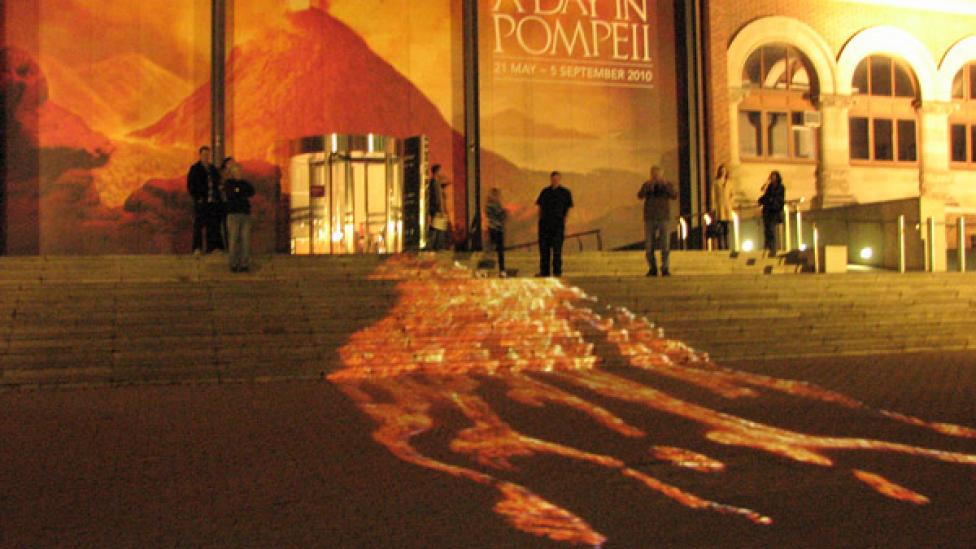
top-left (795, 209), bottom-right (803, 251)
top-left (782, 204), bottom-right (792, 252)
top-left (732, 211), bottom-right (741, 253)
top-left (897, 214), bottom-right (906, 273)
top-left (927, 217), bottom-right (937, 273)
top-left (957, 217), bottom-right (966, 272)
top-left (702, 213), bottom-right (712, 251)
top-left (812, 223), bottom-right (820, 273)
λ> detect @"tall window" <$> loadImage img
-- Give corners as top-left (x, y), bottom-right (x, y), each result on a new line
top-left (950, 63), bottom-right (976, 168)
top-left (739, 44), bottom-right (819, 161)
top-left (848, 56), bottom-right (918, 163)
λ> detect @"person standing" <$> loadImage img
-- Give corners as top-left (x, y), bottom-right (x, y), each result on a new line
top-left (710, 164), bottom-right (734, 250)
top-left (758, 170), bottom-right (786, 257)
top-left (638, 166), bottom-right (678, 277)
top-left (222, 158), bottom-right (255, 273)
top-left (426, 164), bottom-right (451, 251)
top-left (485, 187), bottom-right (508, 277)
top-left (187, 146), bottom-right (224, 254)
top-left (535, 171), bottom-right (573, 277)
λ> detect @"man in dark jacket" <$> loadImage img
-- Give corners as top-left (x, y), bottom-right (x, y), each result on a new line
top-left (638, 166), bottom-right (678, 277)
top-left (187, 146), bottom-right (224, 254)
top-left (536, 171), bottom-right (573, 277)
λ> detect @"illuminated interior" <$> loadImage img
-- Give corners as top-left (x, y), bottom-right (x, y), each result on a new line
top-left (290, 134), bottom-right (403, 254)
top-left (329, 256), bottom-right (976, 546)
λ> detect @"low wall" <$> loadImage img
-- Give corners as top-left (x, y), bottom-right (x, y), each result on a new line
top-left (801, 198), bottom-right (946, 272)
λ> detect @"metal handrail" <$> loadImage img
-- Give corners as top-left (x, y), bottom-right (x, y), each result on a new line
top-left (505, 229), bottom-right (603, 252)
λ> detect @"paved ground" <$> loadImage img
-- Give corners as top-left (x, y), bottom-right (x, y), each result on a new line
top-left (2, 352), bottom-right (975, 548)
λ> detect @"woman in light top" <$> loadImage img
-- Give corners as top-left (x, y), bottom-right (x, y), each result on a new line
top-left (710, 164), bottom-right (734, 250)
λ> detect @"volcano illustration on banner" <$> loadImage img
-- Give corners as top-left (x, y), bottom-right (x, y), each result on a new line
top-left (2, 1), bottom-right (679, 254)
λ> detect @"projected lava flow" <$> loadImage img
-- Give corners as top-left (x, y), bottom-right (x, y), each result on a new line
top-left (329, 256), bottom-right (976, 546)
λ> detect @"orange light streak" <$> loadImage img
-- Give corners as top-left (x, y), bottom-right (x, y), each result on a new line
top-left (652, 446), bottom-right (726, 473)
top-left (329, 255), bottom-right (976, 545)
top-left (853, 470), bottom-right (930, 505)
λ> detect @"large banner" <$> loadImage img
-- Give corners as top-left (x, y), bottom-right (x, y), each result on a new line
top-left (1, 0), bottom-right (211, 254)
top-left (1, 0), bottom-right (676, 254)
top-left (1, 1), bottom-right (464, 255)
top-left (479, 0), bottom-right (680, 248)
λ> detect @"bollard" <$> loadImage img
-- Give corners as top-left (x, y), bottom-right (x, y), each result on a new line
top-left (927, 217), bottom-right (937, 272)
top-left (958, 217), bottom-right (966, 272)
top-left (897, 215), bottom-right (906, 273)
top-left (732, 212), bottom-right (741, 253)
top-left (812, 224), bottom-right (820, 273)
top-left (782, 204), bottom-right (792, 252)
top-left (795, 210), bottom-right (804, 250)
top-left (703, 213), bottom-right (713, 251)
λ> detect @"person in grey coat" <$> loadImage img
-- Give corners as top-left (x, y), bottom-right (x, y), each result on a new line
top-left (638, 166), bottom-right (678, 277)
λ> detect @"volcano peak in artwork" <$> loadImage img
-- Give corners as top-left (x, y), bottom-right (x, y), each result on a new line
top-left (133, 7), bottom-right (462, 186)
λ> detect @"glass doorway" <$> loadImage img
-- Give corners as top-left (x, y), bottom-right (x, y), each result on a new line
top-left (290, 134), bottom-right (403, 254)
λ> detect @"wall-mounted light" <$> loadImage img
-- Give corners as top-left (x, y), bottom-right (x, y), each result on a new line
top-left (860, 247), bottom-right (874, 261)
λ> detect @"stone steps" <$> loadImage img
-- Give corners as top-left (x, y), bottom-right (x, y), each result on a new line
top-left (462, 250), bottom-right (803, 276)
top-left (573, 273), bottom-right (976, 361)
top-left (2, 254), bottom-right (974, 387)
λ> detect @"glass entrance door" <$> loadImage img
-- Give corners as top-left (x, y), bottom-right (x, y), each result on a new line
top-left (290, 134), bottom-right (403, 255)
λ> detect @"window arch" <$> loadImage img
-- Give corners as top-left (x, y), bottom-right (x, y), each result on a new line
top-left (950, 62), bottom-right (976, 167)
top-left (848, 55), bottom-right (919, 163)
top-left (738, 44), bottom-right (819, 161)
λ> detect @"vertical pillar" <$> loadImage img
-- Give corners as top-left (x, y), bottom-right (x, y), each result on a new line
top-left (897, 214), bottom-right (906, 273)
top-left (918, 101), bottom-right (956, 201)
top-left (462, 0), bottom-right (481, 251)
top-left (815, 94), bottom-right (856, 208)
top-left (211, 0), bottom-right (226, 161)
top-left (957, 216), bottom-right (966, 272)
top-left (677, 0), bottom-right (709, 248)
top-left (727, 87), bottom-right (752, 207)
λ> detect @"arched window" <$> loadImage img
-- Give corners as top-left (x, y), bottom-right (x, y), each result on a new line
top-left (738, 44), bottom-right (819, 161)
top-left (848, 55), bottom-right (918, 163)
top-left (950, 62), bottom-right (976, 167)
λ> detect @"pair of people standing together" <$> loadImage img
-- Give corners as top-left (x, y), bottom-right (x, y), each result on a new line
top-left (712, 166), bottom-right (786, 256)
top-left (428, 167), bottom-right (572, 279)
top-left (187, 146), bottom-right (255, 272)
top-left (640, 165), bottom-right (785, 276)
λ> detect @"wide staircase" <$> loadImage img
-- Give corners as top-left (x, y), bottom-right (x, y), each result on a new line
top-left (2, 253), bottom-right (974, 388)
top-left (572, 273), bottom-right (976, 361)
top-left (0, 255), bottom-right (395, 387)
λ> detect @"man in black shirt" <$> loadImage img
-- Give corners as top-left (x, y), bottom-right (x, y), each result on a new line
top-left (186, 146), bottom-right (224, 254)
top-left (535, 171), bottom-right (573, 277)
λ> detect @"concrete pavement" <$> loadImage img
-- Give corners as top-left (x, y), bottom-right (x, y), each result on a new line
top-left (2, 352), bottom-right (974, 548)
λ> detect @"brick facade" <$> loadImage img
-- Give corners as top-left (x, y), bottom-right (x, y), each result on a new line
top-left (706, 1), bottom-right (976, 208)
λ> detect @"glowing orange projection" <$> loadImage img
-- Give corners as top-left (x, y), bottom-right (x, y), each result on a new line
top-left (329, 255), bottom-right (976, 546)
